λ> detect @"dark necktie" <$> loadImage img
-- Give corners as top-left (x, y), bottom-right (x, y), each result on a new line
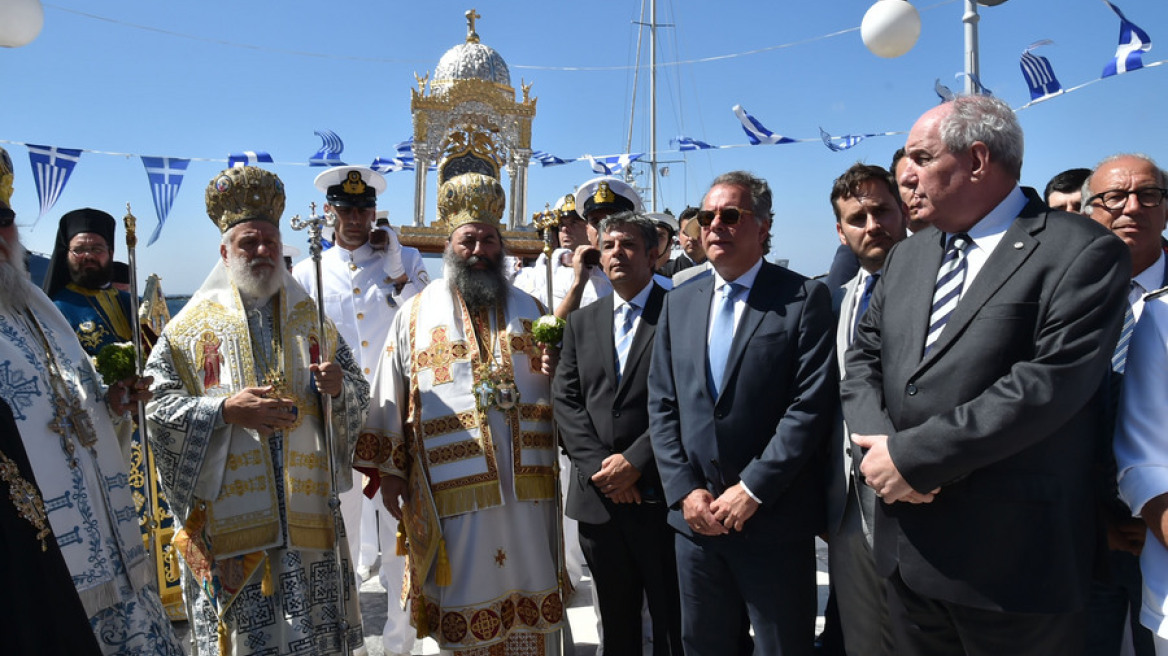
top-left (707, 282), bottom-right (744, 397)
top-left (925, 233), bottom-right (971, 356)
top-left (1112, 281), bottom-right (1141, 374)
top-left (852, 272), bottom-right (879, 343)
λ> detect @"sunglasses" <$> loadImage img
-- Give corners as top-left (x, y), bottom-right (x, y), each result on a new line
top-left (695, 207), bottom-right (754, 227)
top-left (0, 208), bottom-right (14, 228)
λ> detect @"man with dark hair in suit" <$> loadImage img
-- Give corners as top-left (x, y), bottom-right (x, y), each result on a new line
top-left (826, 163), bottom-right (908, 655)
top-left (842, 95), bottom-right (1129, 655)
top-left (1045, 167), bottom-right (1093, 213)
top-left (650, 170), bottom-right (837, 655)
top-left (554, 211), bottom-right (681, 656)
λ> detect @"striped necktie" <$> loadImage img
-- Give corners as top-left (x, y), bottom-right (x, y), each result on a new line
top-left (1112, 281), bottom-right (1141, 374)
top-left (925, 233), bottom-right (971, 356)
top-left (614, 301), bottom-right (639, 381)
top-left (707, 282), bottom-right (745, 396)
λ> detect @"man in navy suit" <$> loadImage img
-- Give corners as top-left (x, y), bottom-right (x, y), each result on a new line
top-left (649, 171), bottom-right (837, 655)
top-left (554, 212), bottom-right (680, 656)
top-left (842, 95), bottom-right (1129, 655)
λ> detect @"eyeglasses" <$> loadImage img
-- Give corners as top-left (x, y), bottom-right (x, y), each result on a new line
top-left (1086, 187), bottom-right (1168, 211)
top-left (0, 208), bottom-right (14, 228)
top-left (69, 245), bottom-right (110, 257)
top-left (695, 207), bottom-right (754, 227)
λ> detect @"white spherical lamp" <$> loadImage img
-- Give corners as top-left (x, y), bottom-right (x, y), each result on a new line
top-left (861, 0), bottom-right (921, 59)
top-left (0, 0), bottom-right (45, 48)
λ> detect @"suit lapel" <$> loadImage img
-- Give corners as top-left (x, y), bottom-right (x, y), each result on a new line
top-left (919, 197), bottom-right (1045, 368)
top-left (615, 284), bottom-right (664, 398)
top-left (597, 294), bottom-right (618, 386)
top-left (836, 275), bottom-right (859, 372)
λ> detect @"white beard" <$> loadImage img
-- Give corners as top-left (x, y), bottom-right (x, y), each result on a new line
top-left (0, 235), bottom-right (33, 313)
top-left (226, 250), bottom-right (281, 307)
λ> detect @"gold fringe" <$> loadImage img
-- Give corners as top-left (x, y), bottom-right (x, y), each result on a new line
top-left (515, 473), bottom-right (555, 501)
top-left (208, 522), bottom-right (281, 557)
top-left (396, 527), bottom-right (408, 556)
top-left (218, 620), bottom-right (230, 656)
top-left (261, 555), bottom-right (273, 597)
top-left (286, 524), bottom-right (334, 551)
top-left (436, 539), bottom-right (452, 587)
top-left (434, 482), bottom-right (502, 518)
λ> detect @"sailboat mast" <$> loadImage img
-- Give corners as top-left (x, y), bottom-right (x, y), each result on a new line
top-left (649, 0), bottom-right (658, 211)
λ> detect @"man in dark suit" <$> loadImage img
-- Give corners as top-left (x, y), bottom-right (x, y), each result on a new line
top-left (841, 95), bottom-right (1130, 655)
top-left (554, 211), bottom-right (680, 656)
top-left (649, 170), bottom-right (837, 655)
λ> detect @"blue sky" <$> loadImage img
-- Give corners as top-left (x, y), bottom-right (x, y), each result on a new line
top-left (3, 0), bottom-right (1167, 293)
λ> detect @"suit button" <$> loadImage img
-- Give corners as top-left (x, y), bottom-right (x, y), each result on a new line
top-left (715, 411), bottom-right (725, 419)
top-left (845, 446), bottom-right (852, 457)
top-left (906, 383), bottom-right (918, 395)
top-left (356, 313), bottom-right (365, 320)
top-left (353, 287), bottom-right (361, 295)
top-left (361, 340), bottom-right (369, 347)
top-left (612, 410), bottom-right (621, 418)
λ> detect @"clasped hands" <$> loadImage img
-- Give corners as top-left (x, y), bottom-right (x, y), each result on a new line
top-left (591, 454), bottom-right (642, 504)
top-left (222, 361), bottom-right (343, 436)
top-left (683, 483), bottom-right (759, 535)
top-left (107, 375), bottom-right (154, 415)
top-left (851, 433), bottom-right (939, 504)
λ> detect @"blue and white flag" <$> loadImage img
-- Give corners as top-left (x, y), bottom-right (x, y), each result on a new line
top-left (957, 72), bottom-right (993, 96)
top-left (27, 144), bottom-right (82, 220)
top-left (673, 136), bottom-right (715, 151)
top-left (140, 156), bottom-right (190, 246)
top-left (587, 153), bottom-right (642, 175)
top-left (228, 151), bottom-right (273, 167)
top-left (1020, 40), bottom-right (1063, 102)
top-left (531, 150), bottom-right (570, 167)
top-left (309, 129), bottom-right (346, 166)
top-left (732, 105), bottom-right (793, 145)
top-left (819, 128), bottom-right (866, 152)
top-left (370, 157), bottom-right (413, 173)
top-left (1102, 1), bottom-right (1152, 77)
top-left (934, 79), bottom-right (955, 103)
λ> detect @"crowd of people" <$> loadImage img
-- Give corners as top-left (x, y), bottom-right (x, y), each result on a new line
top-left (2, 93), bottom-right (1167, 656)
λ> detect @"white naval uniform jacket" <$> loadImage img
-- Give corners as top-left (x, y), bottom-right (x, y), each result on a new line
top-left (292, 241), bottom-right (429, 379)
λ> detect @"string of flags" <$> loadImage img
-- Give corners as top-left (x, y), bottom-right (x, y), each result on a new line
top-left (3, 0), bottom-right (1162, 244)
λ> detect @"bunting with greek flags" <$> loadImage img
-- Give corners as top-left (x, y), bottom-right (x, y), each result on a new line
top-left (139, 156), bottom-right (190, 246)
top-left (532, 150), bottom-right (570, 166)
top-left (370, 157), bottom-right (413, 173)
top-left (819, 129), bottom-right (866, 152)
top-left (934, 79), bottom-right (955, 103)
top-left (27, 144), bottom-right (82, 221)
top-left (309, 129), bottom-right (346, 166)
top-left (1020, 40), bottom-right (1063, 102)
top-left (228, 151), bottom-right (273, 167)
top-left (1101, 1), bottom-right (1152, 77)
top-left (672, 136), bottom-right (715, 151)
top-left (732, 105), bottom-right (793, 145)
top-left (587, 153), bottom-right (642, 175)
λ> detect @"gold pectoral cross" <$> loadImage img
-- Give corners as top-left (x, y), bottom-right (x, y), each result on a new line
top-left (49, 395), bottom-right (98, 452)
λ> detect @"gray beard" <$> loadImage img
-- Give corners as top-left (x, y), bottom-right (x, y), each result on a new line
top-left (444, 247), bottom-right (508, 310)
top-left (0, 237), bottom-right (32, 313)
top-left (226, 251), bottom-right (282, 307)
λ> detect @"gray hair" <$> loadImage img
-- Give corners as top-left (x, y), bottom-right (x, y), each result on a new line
top-left (1081, 153), bottom-right (1166, 216)
top-left (220, 220), bottom-right (284, 246)
top-left (705, 170), bottom-right (773, 254)
top-left (597, 211), bottom-right (660, 257)
top-left (938, 95), bottom-right (1024, 181)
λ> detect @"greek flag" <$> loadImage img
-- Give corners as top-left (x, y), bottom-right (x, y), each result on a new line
top-left (673, 136), bottom-right (715, 151)
top-left (27, 144), bottom-right (82, 220)
top-left (732, 105), bottom-right (793, 145)
top-left (370, 157), bottom-right (413, 173)
top-left (309, 129), bottom-right (346, 166)
top-left (1102, 1), bottom-right (1152, 77)
top-left (228, 151), bottom-right (273, 167)
top-left (587, 153), bottom-right (642, 175)
top-left (532, 150), bottom-right (569, 167)
top-left (140, 156), bottom-right (190, 246)
top-left (934, 79), bottom-right (955, 103)
top-left (819, 128), bottom-right (866, 152)
top-left (958, 72), bottom-right (993, 96)
top-left (1020, 40), bottom-right (1063, 101)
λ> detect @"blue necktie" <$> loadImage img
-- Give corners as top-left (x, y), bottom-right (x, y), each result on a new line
top-left (614, 301), bottom-right (639, 382)
top-left (925, 233), bottom-right (971, 356)
top-left (707, 282), bottom-right (744, 397)
top-left (1112, 281), bottom-right (1140, 374)
top-left (852, 272), bottom-right (879, 342)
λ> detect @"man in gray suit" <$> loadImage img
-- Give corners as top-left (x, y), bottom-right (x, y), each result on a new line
top-left (650, 170), bottom-right (837, 655)
top-left (841, 95), bottom-right (1130, 654)
top-left (826, 163), bottom-right (907, 656)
